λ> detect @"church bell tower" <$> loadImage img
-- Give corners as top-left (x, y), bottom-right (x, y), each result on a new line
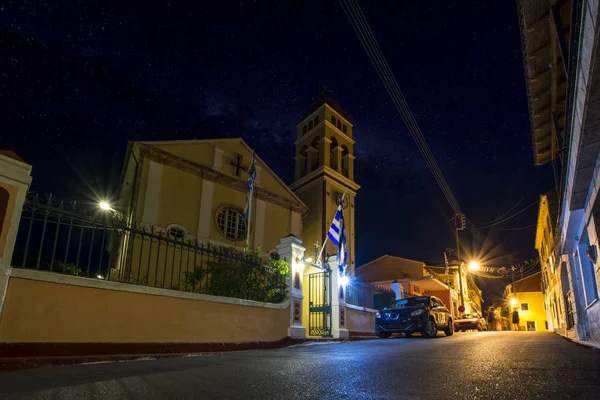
top-left (290, 89), bottom-right (360, 276)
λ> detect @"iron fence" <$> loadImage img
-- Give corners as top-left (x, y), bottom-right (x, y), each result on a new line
top-left (345, 277), bottom-right (395, 310)
top-left (11, 194), bottom-right (288, 304)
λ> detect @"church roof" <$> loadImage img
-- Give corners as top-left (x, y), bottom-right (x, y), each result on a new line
top-left (302, 90), bottom-right (353, 124)
top-left (0, 150), bottom-right (26, 164)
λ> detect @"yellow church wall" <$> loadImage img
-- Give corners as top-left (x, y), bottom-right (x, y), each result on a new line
top-left (261, 201), bottom-right (291, 252)
top-left (153, 142), bottom-right (216, 170)
top-left (156, 140), bottom-right (298, 204)
top-left (156, 164), bottom-right (203, 234)
top-left (0, 274), bottom-right (290, 344)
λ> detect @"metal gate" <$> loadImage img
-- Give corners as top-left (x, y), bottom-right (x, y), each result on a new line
top-left (308, 270), bottom-right (332, 337)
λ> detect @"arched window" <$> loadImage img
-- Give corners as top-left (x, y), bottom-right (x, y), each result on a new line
top-left (314, 115), bottom-right (320, 125)
top-left (337, 120), bottom-right (342, 130)
top-left (302, 125), bottom-right (307, 135)
top-left (329, 136), bottom-right (339, 171)
top-left (342, 124), bottom-right (347, 134)
top-left (215, 206), bottom-right (247, 241)
top-left (300, 145), bottom-right (308, 177)
top-left (341, 144), bottom-right (350, 178)
top-left (331, 115), bottom-right (337, 125)
top-left (308, 120), bottom-right (313, 130)
top-left (310, 137), bottom-right (321, 172)
top-left (166, 224), bottom-right (187, 241)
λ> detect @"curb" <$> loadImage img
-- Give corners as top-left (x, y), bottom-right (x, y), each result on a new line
top-left (556, 331), bottom-right (600, 351)
top-left (0, 336), bottom-right (378, 371)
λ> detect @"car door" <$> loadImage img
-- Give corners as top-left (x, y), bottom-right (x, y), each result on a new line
top-left (430, 297), bottom-right (443, 327)
top-left (434, 297), bottom-right (448, 326)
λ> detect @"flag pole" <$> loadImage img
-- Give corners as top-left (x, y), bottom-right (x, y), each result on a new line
top-left (246, 190), bottom-right (253, 247)
top-left (316, 187), bottom-right (349, 265)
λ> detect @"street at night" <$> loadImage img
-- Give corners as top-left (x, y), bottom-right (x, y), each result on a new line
top-left (4, 1), bottom-right (600, 398)
top-left (0, 333), bottom-right (599, 400)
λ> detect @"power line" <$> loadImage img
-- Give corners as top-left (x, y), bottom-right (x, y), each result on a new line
top-left (338, 0), bottom-right (502, 258)
top-left (476, 199), bottom-right (539, 229)
top-left (484, 195), bottom-right (526, 225)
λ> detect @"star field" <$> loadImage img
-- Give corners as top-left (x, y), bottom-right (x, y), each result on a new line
top-left (1, 0), bottom-right (554, 292)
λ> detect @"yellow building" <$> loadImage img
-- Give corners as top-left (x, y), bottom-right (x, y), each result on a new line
top-left (534, 191), bottom-right (569, 333)
top-left (113, 138), bottom-right (308, 285)
top-left (505, 272), bottom-right (548, 331)
top-left (290, 91), bottom-right (360, 275)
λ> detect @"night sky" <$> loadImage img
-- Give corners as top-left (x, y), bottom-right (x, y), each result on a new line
top-left (1, 1), bottom-right (555, 301)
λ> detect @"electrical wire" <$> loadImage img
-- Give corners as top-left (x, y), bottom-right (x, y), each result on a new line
top-left (476, 199), bottom-right (539, 229)
top-left (339, 0), bottom-right (501, 256)
top-left (484, 195), bottom-right (526, 225)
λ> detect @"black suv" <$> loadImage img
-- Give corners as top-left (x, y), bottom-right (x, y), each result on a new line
top-left (375, 296), bottom-right (454, 338)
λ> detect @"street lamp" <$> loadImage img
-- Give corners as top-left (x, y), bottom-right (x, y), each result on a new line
top-left (99, 201), bottom-right (111, 211)
top-left (468, 261), bottom-right (480, 271)
top-left (510, 298), bottom-right (518, 306)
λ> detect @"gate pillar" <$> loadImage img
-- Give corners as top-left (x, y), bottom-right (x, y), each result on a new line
top-left (0, 151), bottom-right (32, 321)
top-left (327, 256), bottom-right (349, 339)
top-left (277, 235), bottom-right (306, 338)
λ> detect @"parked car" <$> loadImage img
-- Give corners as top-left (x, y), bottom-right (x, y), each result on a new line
top-left (453, 313), bottom-right (487, 332)
top-left (375, 296), bottom-right (454, 338)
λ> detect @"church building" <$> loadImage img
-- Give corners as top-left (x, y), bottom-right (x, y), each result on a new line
top-left (115, 93), bottom-right (359, 277)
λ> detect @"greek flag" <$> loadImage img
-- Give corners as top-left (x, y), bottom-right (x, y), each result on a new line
top-left (327, 199), bottom-right (347, 275)
top-left (244, 151), bottom-right (256, 221)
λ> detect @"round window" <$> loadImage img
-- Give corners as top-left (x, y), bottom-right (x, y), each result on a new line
top-left (215, 206), bottom-right (247, 241)
top-left (167, 224), bottom-right (187, 241)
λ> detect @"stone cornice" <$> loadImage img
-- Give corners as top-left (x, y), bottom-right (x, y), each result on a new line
top-left (137, 143), bottom-right (308, 214)
top-left (290, 165), bottom-right (360, 192)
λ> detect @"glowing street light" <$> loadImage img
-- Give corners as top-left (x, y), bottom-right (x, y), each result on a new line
top-left (99, 201), bottom-right (111, 211)
top-left (340, 275), bottom-right (349, 288)
top-left (510, 298), bottom-right (518, 306)
top-left (468, 261), bottom-right (480, 271)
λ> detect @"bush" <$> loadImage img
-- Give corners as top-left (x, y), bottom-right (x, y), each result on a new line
top-left (183, 246), bottom-right (289, 303)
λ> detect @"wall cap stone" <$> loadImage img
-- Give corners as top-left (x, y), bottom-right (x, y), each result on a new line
top-left (345, 303), bottom-right (378, 313)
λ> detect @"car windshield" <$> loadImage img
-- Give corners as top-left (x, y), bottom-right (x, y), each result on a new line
top-left (460, 314), bottom-right (477, 319)
top-left (386, 297), bottom-right (429, 309)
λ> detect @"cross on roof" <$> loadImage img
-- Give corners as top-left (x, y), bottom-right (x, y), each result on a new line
top-left (230, 153), bottom-right (247, 176)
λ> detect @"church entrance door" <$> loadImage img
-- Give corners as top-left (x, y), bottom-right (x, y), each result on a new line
top-left (308, 270), bottom-right (332, 337)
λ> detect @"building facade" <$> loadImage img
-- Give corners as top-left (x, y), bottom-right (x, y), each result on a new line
top-left (519, 0), bottom-right (600, 342)
top-left (356, 255), bottom-right (483, 318)
top-left (505, 272), bottom-right (548, 331)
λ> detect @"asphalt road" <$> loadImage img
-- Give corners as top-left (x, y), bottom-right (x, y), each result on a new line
top-left (0, 332), bottom-right (599, 399)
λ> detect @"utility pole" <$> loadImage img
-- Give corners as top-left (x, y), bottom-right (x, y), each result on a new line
top-left (455, 213), bottom-right (466, 310)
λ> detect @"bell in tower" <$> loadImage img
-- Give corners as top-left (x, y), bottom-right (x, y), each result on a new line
top-left (290, 89), bottom-right (360, 275)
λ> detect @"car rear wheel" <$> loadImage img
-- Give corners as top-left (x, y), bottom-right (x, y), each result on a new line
top-left (376, 331), bottom-right (392, 339)
top-left (421, 318), bottom-right (438, 338)
top-left (444, 319), bottom-right (454, 336)
top-left (477, 324), bottom-right (483, 332)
